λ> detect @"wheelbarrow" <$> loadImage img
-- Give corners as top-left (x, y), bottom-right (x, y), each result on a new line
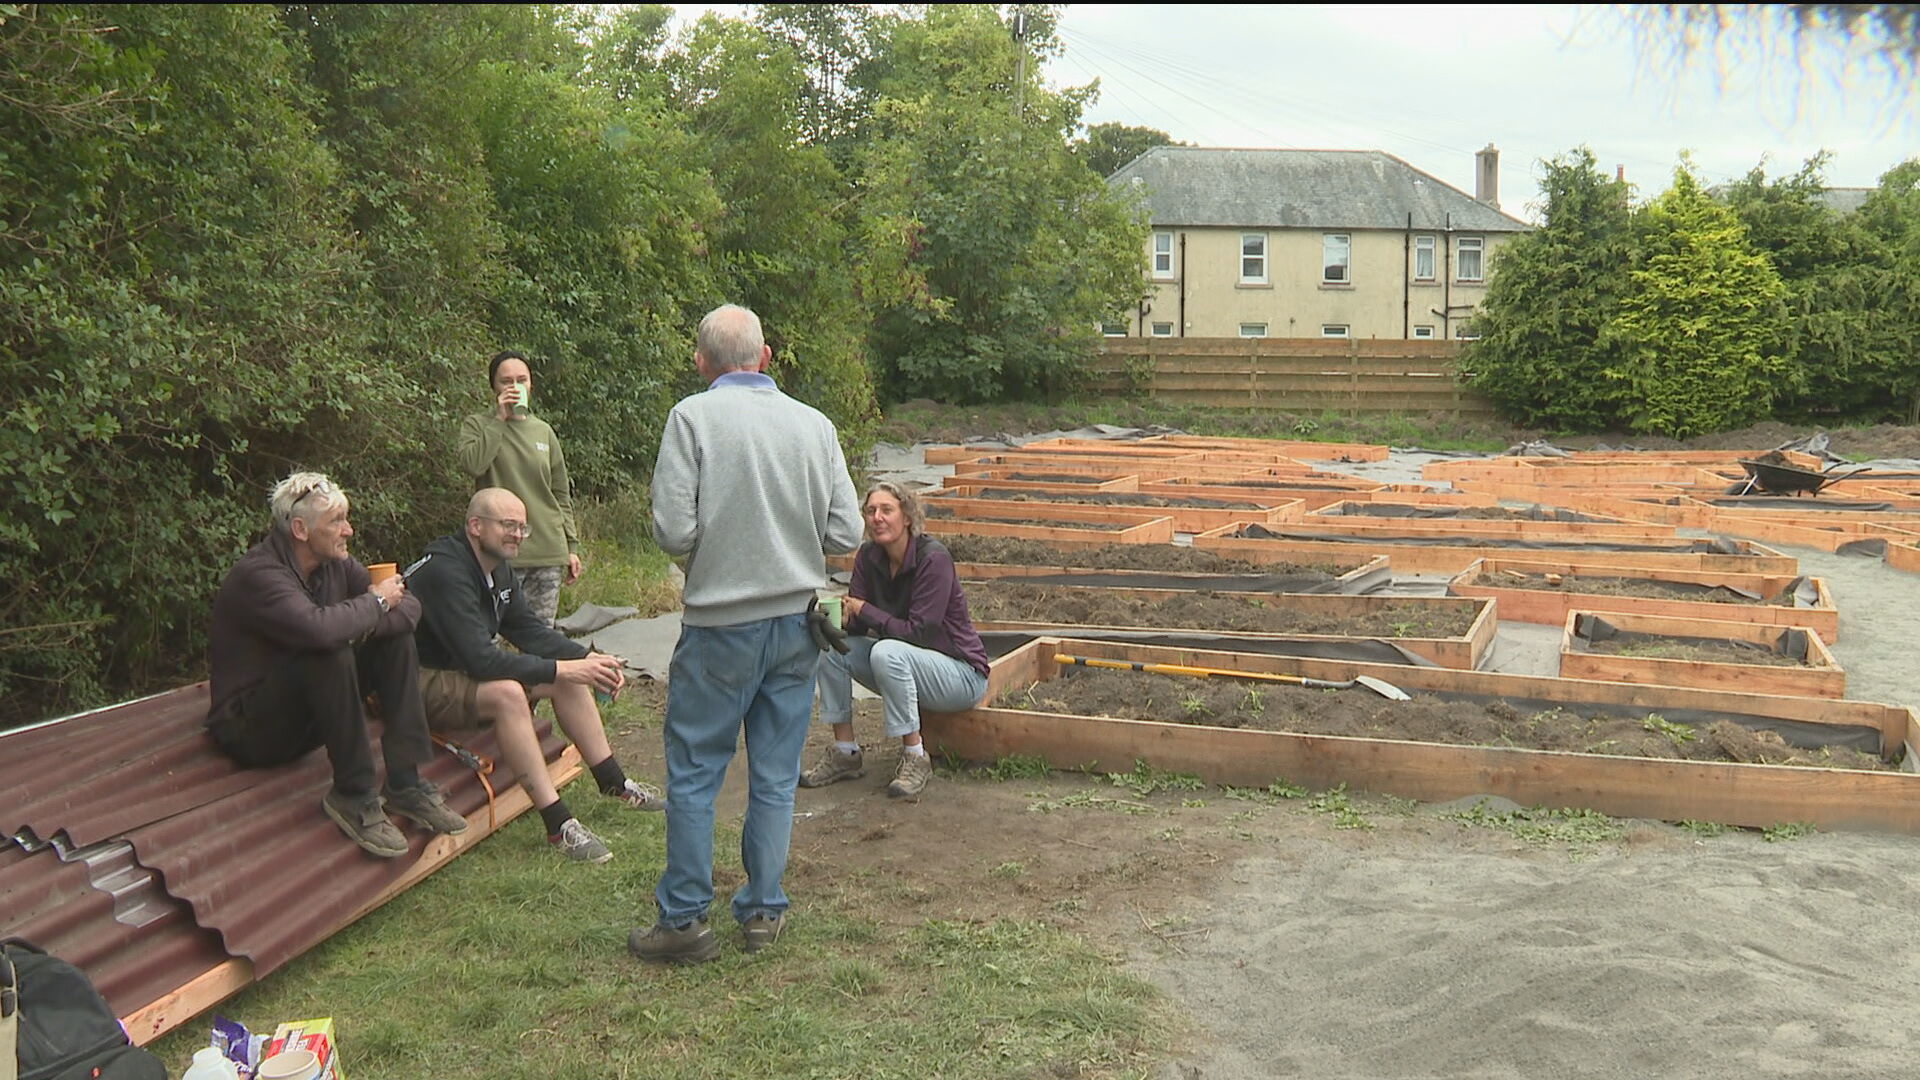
top-left (1735, 459), bottom-right (1873, 495)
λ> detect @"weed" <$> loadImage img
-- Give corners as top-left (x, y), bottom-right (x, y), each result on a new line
top-left (1763, 821), bottom-right (1818, 842)
top-left (1443, 799), bottom-right (1626, 854)
top-left (1306, 784), bottom-right (1374, 830)
top-left (1642, 713), bottom-right (1697, 747)
top-left (981, 753), bottom-right (1052, 781)
top-left (1677, 820), bottom-right (1728, 838)
top-left (1106, 759), bottom-right (1206, 797)
top-left (1179, 692), bottom-right (1209, 718)
top-left (1030, 790), bottom-right (1156, 815)
top-left (990, 861), bottom-right (1027, 879)
top-left (1221, 778), bottom-right (1308, 802)
top-left (1391, 621), bottom-right (1417, 637)
top-left (1241, 687), bottom-right (1265, 713)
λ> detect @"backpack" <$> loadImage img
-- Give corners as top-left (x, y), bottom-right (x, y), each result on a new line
top-left (1, 940), bottom-right (167, 1080)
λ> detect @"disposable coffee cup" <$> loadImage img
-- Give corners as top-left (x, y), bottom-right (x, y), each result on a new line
top-left (256, 1049), bottom-right (319, 1080)
top-left (510, 381), bottom-right (531, 418)
top-left (819, 595), bottom-right (843, 627)
top-left (366, 562), bottom-right (399, 585)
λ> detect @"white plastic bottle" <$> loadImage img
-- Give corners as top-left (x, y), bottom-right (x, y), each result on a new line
top-left (182, 1046), bottom-right (242, 1080)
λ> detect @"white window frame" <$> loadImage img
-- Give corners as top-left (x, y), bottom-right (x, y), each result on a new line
top-left (1321, 324), bottom-right (1350, 338)
top-left (1414, 235), bottom-right (1436, 281)
top-left (1099, 320), bottom-right (1127, 338)
top-left (1152, 231), bottom-right (1175, 279)
top-left (1240, 233), bottom-right (1268, 284)
top-left (1150, 321), bottom-right (1174, 337)
top-left (1412, 324), bottom-right (1435, 339)
top-left (1456, 236), bottom-right (1484, 282)
top-left (1238, 322), bottom-right (1269, 339)
top-left (1453, 321), bottom-right (1481, 340)
top-left (1321, 233), bottom-right (1351, 284)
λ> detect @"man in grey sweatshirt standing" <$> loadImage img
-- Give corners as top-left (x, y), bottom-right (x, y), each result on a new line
top-left (630, 304), bottom-right (863, 964)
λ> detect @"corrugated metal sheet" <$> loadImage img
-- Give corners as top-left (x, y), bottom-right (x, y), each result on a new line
top-left (0, 681), bottom-right (567, 1024)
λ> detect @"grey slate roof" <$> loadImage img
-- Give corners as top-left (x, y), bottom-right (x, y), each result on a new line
top-left (1108, 146), bottom-right (1529, 233)
top-left (1817, 187), bottom-right (1874, 215)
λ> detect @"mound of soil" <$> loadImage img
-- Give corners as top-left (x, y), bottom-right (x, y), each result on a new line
top-left (1004, 472), bottom-right (1116, 484)
top-left (1581, 634), bottom-right (1809, 668)
top-left (939, 535), bottom-right (1349, 576)
top-left (966, 583), bottom-right (1475, 637)
top-left (965, 488), bottom-right (1269, 510)
top-left (999, 669), bottom-right (1886, 770)
top-left (925, 506), bottom-right (1133, 531)
top-left (1471, 572), bottom-right (1776, 605)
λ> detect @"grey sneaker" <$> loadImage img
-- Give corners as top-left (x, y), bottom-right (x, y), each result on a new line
top-left (613, 777), bottom-right (667, 812)
top-left (628, 919), bottom-right (720, 965)
top-left (548, 817), bottom-right (612, 864)
top-left (383, 780), bottom-right (469, 835)
top-left (741, 912), bottom-right (786, 954)
top-left (322, 790), bottom-right (408, 858)
top-left (887, 751), bottom-right (933, 799)
top-left (799, 746), bottom-right (864, 788)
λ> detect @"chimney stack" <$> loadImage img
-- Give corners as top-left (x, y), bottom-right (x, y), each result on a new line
top-left (1616, 164), bottom-right (1626, 183)
top-left (1475, 143), bottom-right (1500, 210)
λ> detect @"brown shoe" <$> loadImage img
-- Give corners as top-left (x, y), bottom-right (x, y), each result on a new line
top-left (322, 790), bottom-right (408, 858)
top-left (887, 751), bottom-right (932, 799)
top-left (799, 746), bottom-right (864, 788)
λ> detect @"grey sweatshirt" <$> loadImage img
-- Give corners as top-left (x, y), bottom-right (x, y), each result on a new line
top-left (651, 371), bottom-right (862, 626)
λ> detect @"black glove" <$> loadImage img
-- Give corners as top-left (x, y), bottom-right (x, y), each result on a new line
top-left (806, 596), bottom-right (849, 654)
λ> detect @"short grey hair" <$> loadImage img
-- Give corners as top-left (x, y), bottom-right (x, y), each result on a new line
top-left (269, 470), bottom-right (347, 532)
top-left (696, 304), bottom-right (765, 372)
top-left (863, 480), bottom-right (925, 536)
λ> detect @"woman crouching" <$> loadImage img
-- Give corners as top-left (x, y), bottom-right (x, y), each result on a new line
top-left (802, 481), bottom-right (991, 798)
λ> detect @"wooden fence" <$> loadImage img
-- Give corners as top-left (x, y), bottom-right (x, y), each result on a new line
top-left (1088, 338), bottom-right (1498, 417)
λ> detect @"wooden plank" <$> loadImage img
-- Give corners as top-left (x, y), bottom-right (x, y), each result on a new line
top-left (939, 471), bottom-right (1140, 493)
top-left (1888, 539), bottom-right (1920, 574)
top-left (1190, 528), bottom-right (1799, 575)
top-left (1447, 558), bottom-right (1840, 641)
top-left (927, 492), bottom-right (1301, 534)
top-left (923, 516), bottom-right (1174, 545)
top-left (1559, 610), bottom-right (1845, 699)
top-left (928, 498), bottom-right (1191, 528)
top-left (926, 638), bottom-right (1920, 833)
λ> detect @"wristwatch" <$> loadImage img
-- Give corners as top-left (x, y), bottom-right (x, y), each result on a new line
top-left (374, 592), bottom-right (390, 613)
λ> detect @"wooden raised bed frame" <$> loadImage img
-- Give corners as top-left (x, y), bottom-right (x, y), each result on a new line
top-left (1559, 609), bottom-right (1843, 698)
top-left (1448, 558), bottom-right (1839, 642)
top-left (926, 491), bottom-right (1303, 533)
top-left (1191, 524), bottom-right (1798, 575)
top-left (924, 513), bottom-right (1174, 545)
top-left (1888, 539), bottom-right (1920, 574)
top-left (938, 470), bottom-right (1140, 493)
top-left (939, 554), bottom-right (1391, 592)
top-left (933, 638), bottom-right (1920, 834)
top-left (965, 585), bottom-right (1495, 670)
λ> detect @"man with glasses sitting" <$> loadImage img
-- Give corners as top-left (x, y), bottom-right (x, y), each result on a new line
top-left (407, 487), bottom-right (665, 864)
top-left (208, 470), bottom-right (469, 858)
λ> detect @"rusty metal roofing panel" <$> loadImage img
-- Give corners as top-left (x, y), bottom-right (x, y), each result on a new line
top-left (0, 681), bottom-right (566, 1029)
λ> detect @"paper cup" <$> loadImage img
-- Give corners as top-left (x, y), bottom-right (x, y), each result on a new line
top-left (256, 1049), bottom-right (320, 1080)
top-left (819, 595), bottom-right (843, 627)
top-left (367, 562), bottom-right (399, 585)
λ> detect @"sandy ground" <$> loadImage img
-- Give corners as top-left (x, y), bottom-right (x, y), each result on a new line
top-left (595, 435), bottom-right (1920, 1080)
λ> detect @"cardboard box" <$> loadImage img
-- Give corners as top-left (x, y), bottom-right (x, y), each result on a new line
top-left (265, 1018), bottom-right (345, 1080)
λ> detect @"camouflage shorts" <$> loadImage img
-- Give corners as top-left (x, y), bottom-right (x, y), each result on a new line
top-left (518, 564), bottom-right (564, 627)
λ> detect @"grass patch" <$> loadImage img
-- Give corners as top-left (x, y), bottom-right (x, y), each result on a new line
top-left (1305, 784), bottom-right (1374, 831)
top-left (1442, 800), bottom-right (1627, 854)
top-left (1104, 760), bottom-right (1205, 798)
top-left (559, 487), bottom-right (682, 620)
top-left (1763, 821), bottom-right (1819, 843)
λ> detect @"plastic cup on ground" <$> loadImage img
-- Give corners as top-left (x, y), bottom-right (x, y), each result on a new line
top-left (366, 562), bottom-right (399, 585)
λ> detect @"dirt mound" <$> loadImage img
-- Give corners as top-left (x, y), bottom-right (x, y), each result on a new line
top-left (938, 535), bottom-right (1349, 575)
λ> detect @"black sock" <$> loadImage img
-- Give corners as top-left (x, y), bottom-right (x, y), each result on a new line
top-left (538, 798), bottom-right (573, 836)
top-left (589, 755), bottom-right (628, 797)
top-left (386, 766), bottom-right (420, 792)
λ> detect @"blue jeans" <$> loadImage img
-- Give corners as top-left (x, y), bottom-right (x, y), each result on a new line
top-left (816, 636), bottom-right (990, 738)
top-left (656, 614), bottom-right (819, 927)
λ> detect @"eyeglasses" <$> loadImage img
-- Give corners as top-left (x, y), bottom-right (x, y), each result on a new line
top-left (290, 479), bottom-right (333, 508)
top-left (479, 516), bottom-right (531, 537)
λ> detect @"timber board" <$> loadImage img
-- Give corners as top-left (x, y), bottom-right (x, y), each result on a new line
top-left (924, 491), bottom-right (1302, 533)
top-left (935, 638), bottom-right (1920, 834)
top-left (941, 555), bottom-right (1391, 591)
top-left (923, 516), bottom-right (1174, 544)
top-left (1448, 558), bottom-right (1839, 641)
top-left (938, 471), bottom-right (1140, 493)
top-left (1189, 527), bottom-right (1798, 575)
top-left (1888, 539), bottom-right (1920, 574)
top-left (1560, 610), bottom-right (1844, 699)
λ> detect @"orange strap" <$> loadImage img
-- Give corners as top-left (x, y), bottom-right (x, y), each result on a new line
top-left (432, 734), bottom-right (498, 830)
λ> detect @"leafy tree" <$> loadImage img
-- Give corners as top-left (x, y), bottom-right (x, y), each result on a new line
top-left (1073, 121), bottom-right (1181, 177)
top-left (753, 3), bottom-right (879, 161)
top-left (1464, 149), bottom-right (1634, 430)
top-left (1856, 160), bottom-right (1920, 421)
top-left (1606, 167), bottom-right (1791, 436)
top-left (853, 6), bottom-right (1147, 402)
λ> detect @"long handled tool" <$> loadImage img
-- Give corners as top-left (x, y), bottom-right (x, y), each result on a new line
top-left (1053, 654), bottom-right (1411, 700)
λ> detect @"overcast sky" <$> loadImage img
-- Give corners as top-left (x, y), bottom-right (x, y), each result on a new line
top-left (670, 4), bottom-right (1914, 222)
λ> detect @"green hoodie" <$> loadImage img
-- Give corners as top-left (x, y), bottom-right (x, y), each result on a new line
top-left (456, 412), bottom-right (579, 568)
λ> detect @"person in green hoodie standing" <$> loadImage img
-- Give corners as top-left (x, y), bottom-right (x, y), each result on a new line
top-left (456, 350), bottom-right (582, 626)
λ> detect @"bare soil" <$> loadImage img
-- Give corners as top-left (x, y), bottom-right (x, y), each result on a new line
top-left (1004, 471), bottom-right (1121, 483)
top-left (924, 506), bottom-right (1134, 531)
top-left (962, 487), bottom-right (1270, 510)
top-left (1581, 634), bottom-right (1810, 668)
top-left (1471, 571), bottom-right (1778, 605)
top-left (939, 534), bottom-right (1350, 576)
top-left (966, 582), bottom-right (1475, 638)
top-left (994, 668), bottom-right (1885, 770)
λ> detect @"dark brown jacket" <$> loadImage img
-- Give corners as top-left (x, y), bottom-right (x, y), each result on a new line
top-left (206, 530), bottom-right (421, 718)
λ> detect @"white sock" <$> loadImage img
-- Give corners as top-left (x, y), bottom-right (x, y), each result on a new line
top-left (902, 743), bottom-right (928, 758)
top-left (835, 741), bottom-right (861, 755)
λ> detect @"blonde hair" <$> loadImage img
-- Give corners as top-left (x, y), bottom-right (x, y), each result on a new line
top-left (863, 480), bottom-right (924, 536)
top-left (269, 471), bottom-right (346, 532)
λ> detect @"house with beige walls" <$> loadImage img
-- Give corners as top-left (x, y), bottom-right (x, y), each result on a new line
top-left (1106, 146), bottom-right (1530, 341)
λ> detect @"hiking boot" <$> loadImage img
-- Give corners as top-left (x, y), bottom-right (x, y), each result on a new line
top-left (613, 777), bottom-right (667, 812)
top-left (383, 780), bottom-right (469, 835)
top-left (322, 790), bottom-right (408, 858)
top-left (887, 751), bottom-right (933, 799)
top-left (549, 817), bottom-right (613, 864)
top-left (628, 919), bottom-right (720, 965)
top-left (741, 912), bottom-right (786, 954)
top-left (799, 746), bottom-right (864, 788)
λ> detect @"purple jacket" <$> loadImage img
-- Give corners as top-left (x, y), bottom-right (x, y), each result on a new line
top-left (847, 534), bottom-right (990, 676)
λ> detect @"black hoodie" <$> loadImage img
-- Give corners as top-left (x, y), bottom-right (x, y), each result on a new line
top-left (409, 533), bottom-right (587, 685)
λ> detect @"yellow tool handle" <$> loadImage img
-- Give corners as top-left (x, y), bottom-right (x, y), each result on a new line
top-left (1053, 653), bottom-right (1312, 686)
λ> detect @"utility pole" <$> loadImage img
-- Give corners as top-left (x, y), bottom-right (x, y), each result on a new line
top-left (1011, 6), bottom-right (1028, 116)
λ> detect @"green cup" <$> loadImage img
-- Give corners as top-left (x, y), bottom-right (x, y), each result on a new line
top-left (819, 595), bottom-right (843, 627)
top-left (511, 381), bottom-right (531, 418)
